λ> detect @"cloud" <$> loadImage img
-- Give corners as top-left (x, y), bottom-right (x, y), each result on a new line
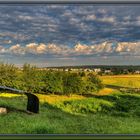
top-left (99, 16), bottom-right (116, 23)
top-left (85, 14), bottom-right (96, 21)
top-left (0, 5), bottom-right (139, 46)
top-left (25, 43), bottom-right (40, 54)
top-left (9, 44), bottom-right (25, 55)
top-left (25, 43), bottom-right (58, 54)
top-left (72, 41), bottom-right (140, 56)
top-left (115, 42), bottom-right (140, 54)
top-left (1, 41), bottom-right (140, 57)
top-left (18, 15), bottom-right (33, 21)
top-left (73, 43), bottom-right (92, 55)
top-left (0, 5), bottom-right (140, 58)
top-left (2, 40), bottom-right (12, 44)
top-left (0, 46), bottom-right (6, 54)
top-left (97, 9), bottom-right (107, 14)
top-left (85, 14), bottom-right (116, 23)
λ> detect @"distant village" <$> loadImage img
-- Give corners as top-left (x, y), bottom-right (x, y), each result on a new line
top-left (37, 65), bottom-right (140, 75)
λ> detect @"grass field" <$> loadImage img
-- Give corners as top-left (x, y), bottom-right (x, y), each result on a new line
top-left (0, 93), bottom-right (140, 134)
top-left (100, 75), bottom-right (140, 88)
top-left (0, 74), bottom-right (140, 134)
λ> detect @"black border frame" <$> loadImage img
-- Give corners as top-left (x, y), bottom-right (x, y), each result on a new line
top-left (0, 0), bottom-right (140, 139)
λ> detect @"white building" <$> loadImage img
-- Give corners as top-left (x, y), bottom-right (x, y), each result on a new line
top-left (94, 68), bottom-right (101, 73)
top-left (104, 70), bottom-right (111, 73)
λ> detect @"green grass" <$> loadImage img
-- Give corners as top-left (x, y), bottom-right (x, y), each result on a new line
top-left (0, 94), bottom-right (140, 134)
top-left (52, 98), bottom-right (114, 115)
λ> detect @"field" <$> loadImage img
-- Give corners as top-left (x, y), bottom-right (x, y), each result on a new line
top-left (100, 75), bottom-right (140, 88)
top-left (0, 74), bottom-right (140, 134)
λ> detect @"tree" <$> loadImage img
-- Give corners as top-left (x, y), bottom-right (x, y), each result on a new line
top-left (82, 73), bottom-right (104, 94)
top-left (0, 63), bottom-right (18, 88)
top-left (63, 73), bottom-right (84, 96)
top-left (22, 63), bottom-right (39, 92)
top-left (42, 71), bottom-right (63, 94)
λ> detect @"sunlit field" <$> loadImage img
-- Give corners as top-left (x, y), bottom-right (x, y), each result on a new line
top-left (100, 75), bottom-right (140, 88)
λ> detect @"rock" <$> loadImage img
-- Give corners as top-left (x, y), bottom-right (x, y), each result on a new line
top-left (0, 107), bottom-right (7, 114)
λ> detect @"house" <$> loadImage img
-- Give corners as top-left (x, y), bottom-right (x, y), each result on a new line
top-left (104, 70), bottom-right (111, 73)
top-left (135, 70), bottom-right (140, 74)
top-left (93, 68), bottom-right (101, 73)
top-left (84, 69), bottom-right (93, 72)
top-left (64, 69), bottom-right (69, 72)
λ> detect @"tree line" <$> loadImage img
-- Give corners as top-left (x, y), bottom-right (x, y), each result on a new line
top-left (0, 63), bottom-right (104, 95)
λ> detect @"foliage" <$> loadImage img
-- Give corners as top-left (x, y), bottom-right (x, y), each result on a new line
top-left (0, 63), bottom-right (103, 95)
top-left (0, 63), bottom-right (18, 87)
top-left (82, 73), bottom-right (104, 94)
top-left (42, 71), bottom-right (63, 94)
top-left (54, 98), bottom-right (114, 115)
top-left (63, 73), bottom-right (84, 95)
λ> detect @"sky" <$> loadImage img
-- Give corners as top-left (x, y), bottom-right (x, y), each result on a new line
top-left (0, 4), bottom-right (140, 67)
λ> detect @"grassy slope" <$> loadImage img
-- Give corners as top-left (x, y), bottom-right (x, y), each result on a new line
top-left (0, 93), bottom-right (140, 134)
top-left (0, 74), bottom-right (140, 134)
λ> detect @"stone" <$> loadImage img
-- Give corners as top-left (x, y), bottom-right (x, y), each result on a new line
top-left (0, 107), bottom-right (7, 114)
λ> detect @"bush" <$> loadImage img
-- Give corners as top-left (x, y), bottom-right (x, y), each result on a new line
top-left (54, 98), bottom-right (114, 115)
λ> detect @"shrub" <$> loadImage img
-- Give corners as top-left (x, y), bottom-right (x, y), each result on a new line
top-left (54, 98), bottom-right (114, 115)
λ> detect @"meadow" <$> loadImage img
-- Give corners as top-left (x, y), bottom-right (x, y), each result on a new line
top-left (100, 74), bottom-right (140, 88)
top-left (0, 76), bottom-right (140, 134)
top-left (0, 74), bottom-right (140, 134)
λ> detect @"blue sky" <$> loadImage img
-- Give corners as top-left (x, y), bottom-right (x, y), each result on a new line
top-left (0, 4), bottom-right (140, 67)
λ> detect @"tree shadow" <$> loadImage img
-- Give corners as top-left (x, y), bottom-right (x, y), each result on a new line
top-left (40, 102), bottom-right (86, 118)
top-left (0, 105), bottom-right (34, 115)
top-left (91, 93), bottom-right (140, 117)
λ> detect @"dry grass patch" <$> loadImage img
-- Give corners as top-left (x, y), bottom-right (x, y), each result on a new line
top-left (0, 93), bottom-right (22, 98)
top-left (98, 88), bottom-right (117, 95)
top-left (36, 94), bottom-right (86, 104)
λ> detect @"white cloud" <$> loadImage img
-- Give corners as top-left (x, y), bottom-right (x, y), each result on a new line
top-left (36, 43), bottom-right (47, 54)
top-left (9, 44), bottom-right (25, 55)
top-left (26, 43), bottom-right (48, 54)
top-left (97, 9), bottom-right (107, 14)
top-left (85, 14), bottom-right (116, 23)
top-left (1, 41), bottom-right (140, 57)
top-left (2, 40), bottom-right (12, 44)
top-left (46, 43), bottom-right (62, 54)
top-left (115, 42), bottom-right (140, 54)
top-left (124, 16), bottom-right (131, 21)
top-left (92, 42), bottom-right (113, 53)
top-left (0, 46), bottom-right (6, 54)
top-left (85, 15), bottom-right (96, 21)
top-left (18, 15), bottom-right (33, 21)
top-left (69, 17), bottom-right (80, 24)
top-left (26, 43), bottom-right (39, 54)
top-left (74, 43), bottom-right (92, 55)
top-left (99, 16), bottom-right (116, 23)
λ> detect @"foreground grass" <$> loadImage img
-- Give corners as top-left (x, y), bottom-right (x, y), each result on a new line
top-left (0, 93), bottom-right (140, 134)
